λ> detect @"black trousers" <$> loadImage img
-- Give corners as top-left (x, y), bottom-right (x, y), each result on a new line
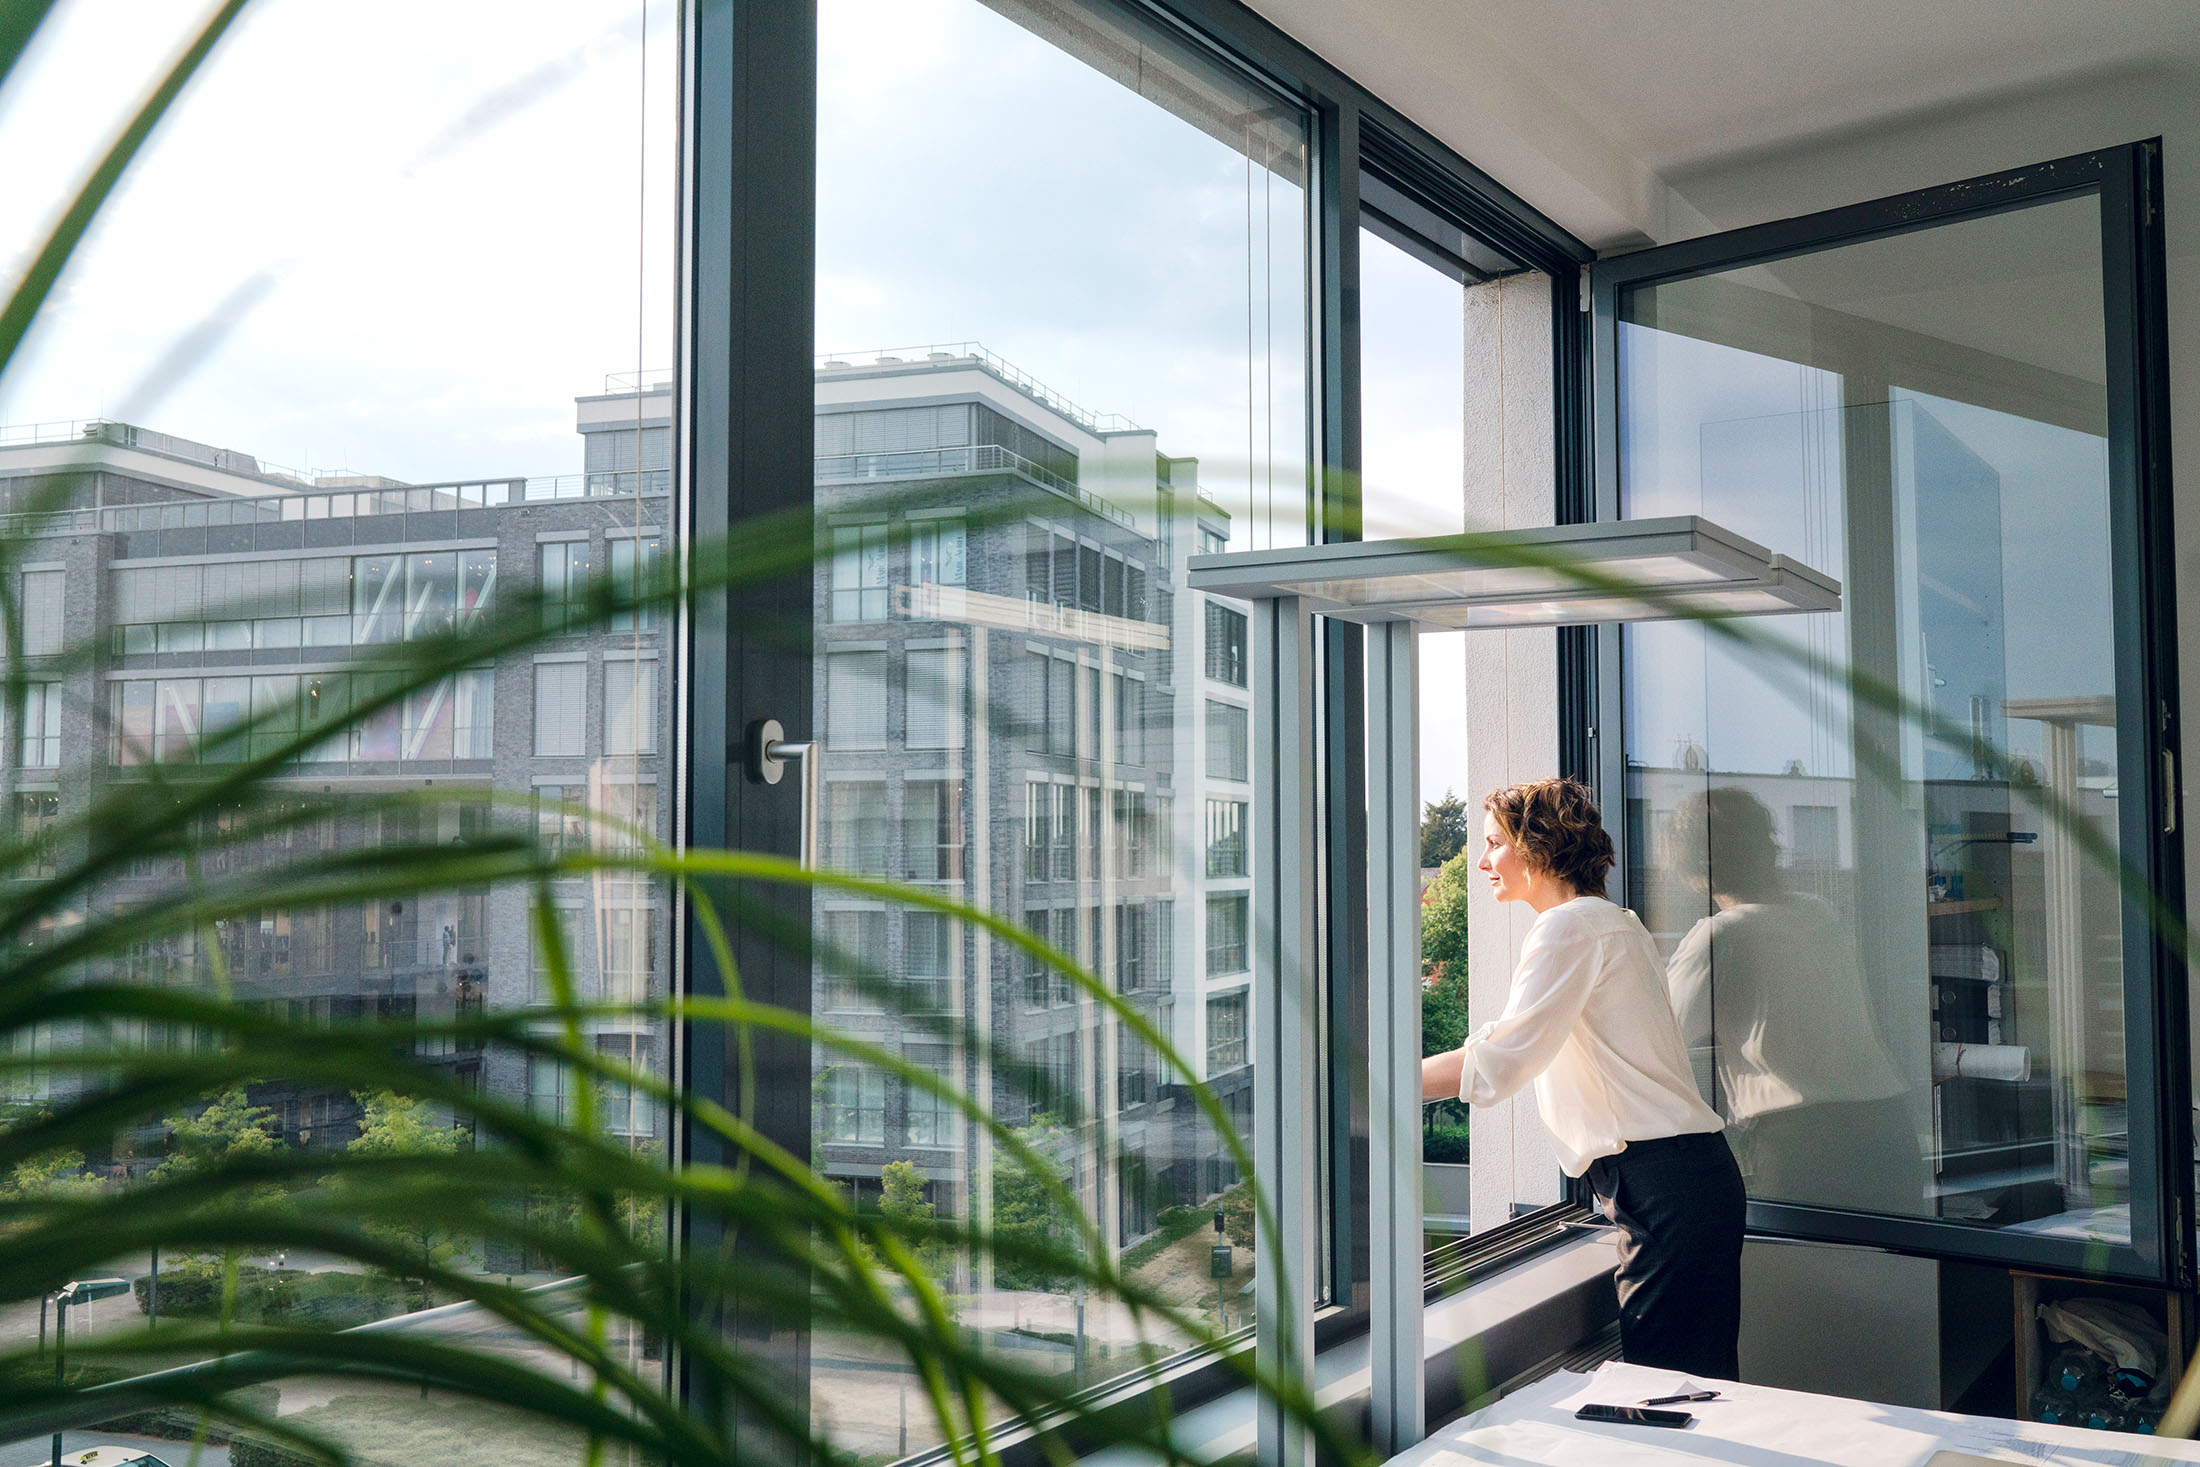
top-left (1585, 1130), bottom-right (1745, 1381)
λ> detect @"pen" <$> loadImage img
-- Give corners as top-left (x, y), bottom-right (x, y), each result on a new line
top-left (1642, 1391), bottom-right (1719, 1406)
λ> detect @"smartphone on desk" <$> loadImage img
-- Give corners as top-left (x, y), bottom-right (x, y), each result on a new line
top-left (1574, 1403), bottom-right (1692, 1428)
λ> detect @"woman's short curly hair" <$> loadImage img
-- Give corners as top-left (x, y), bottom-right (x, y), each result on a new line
top-left (1483, 777), bottom-right (1615, 896)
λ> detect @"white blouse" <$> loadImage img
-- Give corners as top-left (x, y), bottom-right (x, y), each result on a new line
top-left (1456, 895), bottom-right (1724, 1177)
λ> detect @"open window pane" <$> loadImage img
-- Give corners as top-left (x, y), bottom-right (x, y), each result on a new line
top-left (1615, 181), bottom-right (2157, 1263)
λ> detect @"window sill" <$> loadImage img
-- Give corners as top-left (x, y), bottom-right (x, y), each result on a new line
top-left (920, 1225), bottom-right (1619, 1467)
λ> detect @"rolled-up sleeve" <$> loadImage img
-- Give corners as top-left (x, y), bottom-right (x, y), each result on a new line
top-left (1458, 915), bottom-right (1600, 1106)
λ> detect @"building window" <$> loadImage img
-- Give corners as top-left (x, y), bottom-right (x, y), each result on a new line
top-left (1083, 662), bottom-right (1102, 760)
top-left (460, 548), bottom-right (497, 632)
top-left (1021, 908), bottom-right (1055, 1007)
top-left (1051, 908), bottom-right (1079, 1005)
top-left (1205, 601), bottom-right (1247, 686)
top-left (1056, 656), bottom-right (1079, 756)
top-left (1029, 1033), bottom-right (1078, 1111)
top-left (1206, 700), bottom-right (1249, 782)
top-left (824, 781), bottom-right (890, 876)
top-left (904, 911), bottom-right (959, 1013)
top-left (111, 553), bottom-right (493, 651)
top-left (602, 907), bottom-right (655, 1003)
top-left (830, 524), bottom-right (889, 621)
top-left (1115, 904), bottom-right (1148, 994)
top-left (1117, 674), bottom-right (1145, 766)
top-left (531, 905), bottom-right (588, 1003)
top-left (903, 779), bottom-right (964, 882)
top-left (821, 1065), bottom-right (886, 1144)
top-left (1118, 1031), bottom-right (1152, 1108)
top-left (904, 1045), bottom-right (955, 1147)
top-left (18, 684), bottom-right (61, 768)
top-left (911, 517), bottom-right (966, 587)
top-left (826, 650), bottom-right (887, 750)
top-left (1206, 798), bottom-right (1248, 878)
top-left (596, 783), bottom-right (653, 860)
top-left (15, 570), bottom-right (62, 657)
top-left (605, 659), bottom-right (658, 755)
top-left (451, 669), bottom-right (494, 759)
top-left (537, 784), bottom-right (589, 860)
top-left (1207, 992), bottom-right (1248, 1073)
top-left (818, 909), bottom-right (887, 1012)
top-left (533, 663), bottom-right (586, 756)
top-left (1206, 893), bottom-right (1249, 975)
top-left (608, 537), bottom-right (662, 632)
top-left (1026, 653), bottom-right (1074, 757)
top-left (1052, 785), bottom-right (1080, 882)
top-left (1199, 527), bottom-right (1227, 557)
top-left (906, 647), bottom-right (962, 749)
top-left (1111, 790), bottom-right (1150, 878)
top-left (527, 1053), bottom-right (575, 1125)
top-left (405, 551), bottom-right (459, 640)
top-left (9, 792), bottom-right (59, 879)
top-left (538, 541), bottom-right (593, 633)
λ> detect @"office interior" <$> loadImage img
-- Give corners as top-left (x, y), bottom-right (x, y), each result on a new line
top-left (6, 1), bottom-right (2200, 1464)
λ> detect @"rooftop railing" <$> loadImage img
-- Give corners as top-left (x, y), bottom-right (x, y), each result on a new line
top-left (814, 443), bottom-right (1134, 530)
top-left (815, 342), bottom-right (1143, 436)
top-left (0, 470), bottom-right (671, 539)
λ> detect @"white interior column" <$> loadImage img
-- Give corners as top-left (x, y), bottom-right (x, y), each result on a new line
top-left (1253, 594), bottom-right (1319, 1467)
top-left (1462, 271), bottom-right (1564, 1230)
top-left (1366, 618), bottom-right (1424, 1454)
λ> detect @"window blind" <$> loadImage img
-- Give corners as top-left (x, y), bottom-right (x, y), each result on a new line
top-left (827, 650), bottom-right (887, 749)
top-left (18, 571), bottom-right (61, 656)
top-left (534, 663), bottom-right (586, 756)
top-left (605, 659), bottom-right (656, 755)
top-left (906, 648), bottom-right (961, 749)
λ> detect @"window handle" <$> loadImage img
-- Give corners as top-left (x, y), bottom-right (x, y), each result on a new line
top-left (744, 718), bottom-right (820, 869)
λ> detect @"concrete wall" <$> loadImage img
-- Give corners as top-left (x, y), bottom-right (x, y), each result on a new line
top-left (1460, 271), bottom-right (1567, 1229)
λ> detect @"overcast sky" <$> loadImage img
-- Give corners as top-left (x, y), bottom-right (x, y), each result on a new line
top-left (0, 0), bottom-right (674, 483)
top-left (0, 0), bottom-right (1579, 817)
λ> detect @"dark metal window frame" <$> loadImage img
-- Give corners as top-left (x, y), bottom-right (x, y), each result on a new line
top-left (1587, 141), bottom-right (2188, 1285)
top-left (682, 0), bottom-right (1598, 1452)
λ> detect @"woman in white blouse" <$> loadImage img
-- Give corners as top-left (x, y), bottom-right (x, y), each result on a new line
top-left (1421, 777), bottom-right (1745, 1380)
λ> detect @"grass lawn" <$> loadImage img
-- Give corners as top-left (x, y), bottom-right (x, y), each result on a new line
top-left (267, 1393), bottom-right (604, 1467)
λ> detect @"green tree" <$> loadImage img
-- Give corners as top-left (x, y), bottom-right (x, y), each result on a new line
top-left (155, 1086), bottom-right (280, 1187)
top-left (879, 1158), bottom-right (953, 1293)
top-left (347, 1090), bottom-right (468, 1308)
top-left (990, 1112), bottom-right (1079, 1292)
top-left (1420, 848), bottom-right (1474, 987)
top-left (1420, 850), bottom-right (1474, 1141)
top-left (0, 1148), bottom-right (104, 1207)
top-left (1419, 789), bottom-right (1472, 868)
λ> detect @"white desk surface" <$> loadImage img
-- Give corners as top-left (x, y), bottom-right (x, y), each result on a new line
top-left (1396, 1360), bottom-right (2200, 1467)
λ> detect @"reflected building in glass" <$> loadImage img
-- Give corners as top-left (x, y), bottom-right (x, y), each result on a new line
top-left (789, 348), bottom-right (1255, 1265)
top-left (0, 406), bottom-right (673, 1195)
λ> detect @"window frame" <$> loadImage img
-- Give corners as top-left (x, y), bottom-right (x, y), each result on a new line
top-left (695, 0), bottom-right (1597, 1450)
top-left (1587, 142), bottom-right (2186, 1285)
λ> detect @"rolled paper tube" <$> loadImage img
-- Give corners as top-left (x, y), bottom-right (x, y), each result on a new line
top-left (1933, 1042), bottom-right (2031, 1083)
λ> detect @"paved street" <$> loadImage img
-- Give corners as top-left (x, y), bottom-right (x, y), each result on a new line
top-left (0, 1432), bottom-right (228, 1466)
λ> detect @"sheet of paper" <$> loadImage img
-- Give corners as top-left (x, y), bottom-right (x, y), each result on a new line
top-left (1420, 1421), bottom-right (1721, 1467)
top-left (1936, 1421), bottom-right (2153, 1466)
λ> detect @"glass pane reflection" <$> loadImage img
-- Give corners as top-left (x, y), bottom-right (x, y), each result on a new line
top-left (1619, 194), bottom-right (2137, 1245)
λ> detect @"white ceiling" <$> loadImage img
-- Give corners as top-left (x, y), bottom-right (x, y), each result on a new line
top-left (1243, 0), bottom-right (2200, 249)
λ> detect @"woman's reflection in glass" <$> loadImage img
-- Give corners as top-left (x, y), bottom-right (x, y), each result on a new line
top-left (1666, 787), bottom-right (1925, 1212)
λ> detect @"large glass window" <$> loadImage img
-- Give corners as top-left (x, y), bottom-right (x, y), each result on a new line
top-left (1360, 205), bottom-right (1565, 1241)
top-left (815, 0), bottom-right (1306, 1443)
top-left (1615, 181), bottom-right (2157, 1260)
top-left (0, 1), bottom-right (680, 1448)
